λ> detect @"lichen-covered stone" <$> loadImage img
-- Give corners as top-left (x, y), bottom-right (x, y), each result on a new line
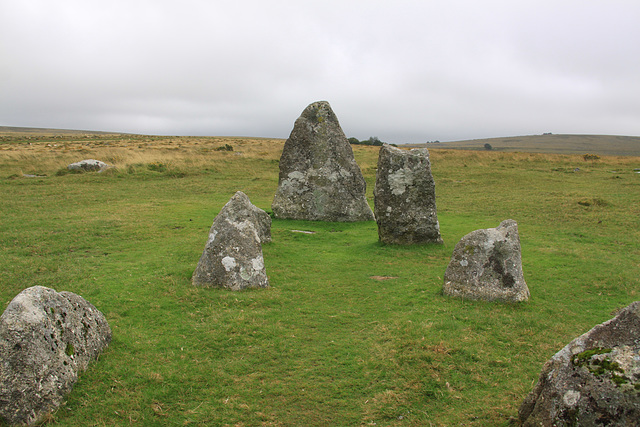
top-left (374, 144), bottom-right (443, 245)
top-left (67, 159), bottom-right (109, 172)
top-left (0, 286), bottom-right (111, 426)
top-left (271, 101), bottom-right (374, 222)
top-left (193, 191), bottom-right (270, 290)
top-left (518, 301), bottom-right (640, 426)
top-left (443, 219), bottom-right (529, 302)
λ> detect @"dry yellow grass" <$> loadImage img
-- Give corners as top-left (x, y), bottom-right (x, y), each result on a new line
top-left (428, 147), bottom-right (640, 169)
top-left (0, 135), bottom-right (286, 176)
top-left (2, 131), bottom-right (637, 180)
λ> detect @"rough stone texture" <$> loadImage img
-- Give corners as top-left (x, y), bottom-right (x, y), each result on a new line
top-left (193, 191), bottom-right (270, 290)
top-left (443, 219), bottom-right (529, 302)
top-left (374, 144), bottom-right (443, 245)
top-left (0, 286), bottom-right (111, 426)
top-left (67, 159), bottom-right (109, 172)
top-left (518, 301), bottom-right (640, 426)
top-left (271, 101), bottom-right (374, 222)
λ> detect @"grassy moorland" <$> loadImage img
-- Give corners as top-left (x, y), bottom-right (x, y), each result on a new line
top-left (411, 134), bottom-right (640, 157)
top-left (0, 132), bottom-right (639, 426)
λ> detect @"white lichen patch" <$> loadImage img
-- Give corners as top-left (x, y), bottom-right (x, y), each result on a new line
top-left (251, 256), bottom-right (264, 271)
top-left (221, 256), bottom-right (237, 271)
top-left (239, 267), bottom-right (251, 280)
top-left (230, 220), bottom-right (260, 242)
top-left (327, 172), bottom-right (339, 182)
top-left (483, 236), bottom-right (496, 250)
top-left (11, 292), bottom-right (45, 323)
top-left (563, 390), bottom-right (580, 407)
top-left (388, 168), bottom-right (415, 196)
top-left (288, 171), bottom-right (305, 181)
top-left (610, 345), bottom-right (640, 378)
top-left (339, 168), bottom-right (352, 178)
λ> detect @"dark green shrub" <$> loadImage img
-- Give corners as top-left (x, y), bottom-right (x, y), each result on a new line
top-left (215, 144), bottom-right (234, 152)
top-left (147, 162), bottom-right (167, 172)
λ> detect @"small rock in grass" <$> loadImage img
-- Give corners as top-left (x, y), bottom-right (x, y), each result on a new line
top-left (67, 159), bottom-right (109, 172)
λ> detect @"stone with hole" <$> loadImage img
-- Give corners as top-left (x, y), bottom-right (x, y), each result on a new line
top-left (443, 219), bottom-right (529, 302)
top-left (192, 191), bottom-right (270, 290)
top-left (271, 101), bottom-right (374, 222)
top-left (374, 143), bottom-right (443, 245)
top-left (518, 301), bottom-right (640, 426)
top-left (0, 286), bottom-right (111, 426)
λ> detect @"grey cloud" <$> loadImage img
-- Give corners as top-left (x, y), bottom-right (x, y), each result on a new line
top-left (2, 1), bottom-right (640, 142)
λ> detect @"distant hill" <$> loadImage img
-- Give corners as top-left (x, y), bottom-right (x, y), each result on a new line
top-left (408, 134), bottom-right (640, 157)
top-left (0, 126), bottom-right (126, 136)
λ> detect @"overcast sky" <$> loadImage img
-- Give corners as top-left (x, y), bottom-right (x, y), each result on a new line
top-left (2, 1), bottom-right (640, 143)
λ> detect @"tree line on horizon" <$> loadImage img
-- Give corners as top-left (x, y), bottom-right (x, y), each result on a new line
top-left (348, 136), bottom-right (400, 147)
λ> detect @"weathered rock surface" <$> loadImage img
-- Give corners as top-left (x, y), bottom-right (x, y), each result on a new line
top-left (519, 301), bottom-right (640, 426)
top-left (193, 191), bottom-right (270, 290)
top-left (443, 219), bottom-right (529, 302)
top-left (271, 101), bottom-right (374, 222)
top-left (67, 159), bottom-right (109, 172)
top-left (0, 286), bottom-right (111, 426)
top-left (374, 144), bottom-right (443, 245)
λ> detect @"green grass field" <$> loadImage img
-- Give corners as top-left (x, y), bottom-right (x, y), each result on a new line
top-left (1, 134), bottom-right (639, 426)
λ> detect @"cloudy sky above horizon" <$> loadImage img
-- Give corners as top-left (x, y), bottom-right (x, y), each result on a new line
top-left (2, 1), bottom-right (640, 143)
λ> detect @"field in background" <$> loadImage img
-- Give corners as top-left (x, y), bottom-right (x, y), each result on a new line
top-left (409, 134), bottom-right (640, 157)
top-left (4, 126), bottom-right (640, 156)
top-left (1, 130), bottom-right (639, 425)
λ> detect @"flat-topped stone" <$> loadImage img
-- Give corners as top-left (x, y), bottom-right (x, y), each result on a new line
top-left (374, 144), bottom-right (443, 245)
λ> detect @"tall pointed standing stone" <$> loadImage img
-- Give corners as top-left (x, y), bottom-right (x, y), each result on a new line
top-left (272, 101), bottom-right (374, 222)
top-left (192, 191), bottom-right (270, 291)
top-left (374, 144), bottom-right (443, 245)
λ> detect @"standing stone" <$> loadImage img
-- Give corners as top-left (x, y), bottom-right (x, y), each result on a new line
top-left (0, 286), bottom-right (111, 426)
top-left (519, 301), bottom-right (640, 426)
top-left (271, 101), bottom-right (374, 222)
top-left (193, 191), bottom-right (270, 290)
top-left (374, 144), bottom-right (443, 245)
top-left (443, 219), bottom-right (529, 302)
